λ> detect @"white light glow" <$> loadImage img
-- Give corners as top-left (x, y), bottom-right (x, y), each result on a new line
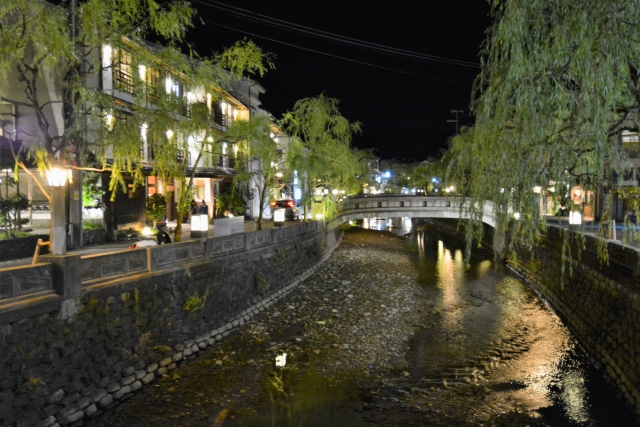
top-left (199, 214), bottom-right (208, 231)
top-left (275, 353), bottom-right (287, 367)
top-left (569, 211), bottom-right (582, 225)
top-left (166, 129), bottom-right (173, 139)
top-left (315, 213), bottom-right (324, 219)
top-left (46, 164), bottom-right (68, 187)
top-left (138, 64), bottom-right (146, 80)
top-left (102, 44), bottom-right (112, 61)
top-left (142, 226), bottom-right (152, 236)
top-left (165, 76), bottom-right (172, 94)
top-left (141, 123), bottom-right (148, 142)
top-left (274, 209), bottom-right (285, 223)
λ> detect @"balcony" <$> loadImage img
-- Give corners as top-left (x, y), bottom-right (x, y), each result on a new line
top-left (113, 68), bottom-right (134, 95)
top-left (217, 154), bottom-right (236, 169)
top-left (210, 111), bottom-right (233, 131)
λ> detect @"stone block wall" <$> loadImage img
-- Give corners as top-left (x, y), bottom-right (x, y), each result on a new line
top-left (81, 229), bottom-right (106, 248)
top-left (0, 235), bottom-right (49, 262)
top-left (0, 224), bottom-right (340, 427)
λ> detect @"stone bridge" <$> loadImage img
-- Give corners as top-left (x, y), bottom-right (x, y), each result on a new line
top-left (328, 195), bottom-right (496, 231)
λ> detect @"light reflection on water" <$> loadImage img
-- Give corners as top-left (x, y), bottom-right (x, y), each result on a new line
top-left (404, 228), bottom-right (635, 426)
top-left (360, 217), bottom-right (413, 235)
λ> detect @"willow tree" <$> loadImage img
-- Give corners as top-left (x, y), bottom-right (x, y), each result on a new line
top-left (282, 95), bottom-right (370, 219)
top-left (0, 0), bottom-right (194, 197)
top-left (123, 40), bottom-right (273, 242)
top-left (0, 0), bottom-right (194, 247)
top-left (222, 114), bottom-right (281, 230)
top-left (0, 0), bottom-right (273, 242)
top-left (447, 0), bottom-right (640, 262)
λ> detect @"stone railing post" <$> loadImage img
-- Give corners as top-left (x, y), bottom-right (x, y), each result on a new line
top-left (39, 254), bottom-right (82, 298)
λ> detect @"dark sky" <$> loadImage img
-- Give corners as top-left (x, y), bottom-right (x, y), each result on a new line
top-left (189, 1), bottom-right (492, 161)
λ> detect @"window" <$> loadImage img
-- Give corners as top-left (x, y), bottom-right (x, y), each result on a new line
top-left (146, 68), bottom-right (162, 102)
top-left (112, 49), bottom-right (134, 94)
top-left (147, 176), bottom-right (157, 196)
top-left (171, 80), bottom-right (183, 98)
top-left (621, 130), bottom-right (639, 159)
top-left (212, 102), bottom-right (223, 127)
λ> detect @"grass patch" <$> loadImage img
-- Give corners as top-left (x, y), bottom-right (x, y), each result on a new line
top-left (0, 231), bottom-right (33, 241)
top-left (83, 222), bottom-right (103, 230)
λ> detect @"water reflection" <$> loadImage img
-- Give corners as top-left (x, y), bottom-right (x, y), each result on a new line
top-left (405, 227), bottom-right (635, 426)
top-left (360, 217), bottom-right (413, 235)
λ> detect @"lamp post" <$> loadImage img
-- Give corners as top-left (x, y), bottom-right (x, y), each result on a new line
top-left (46, 162), bottom-right (68, 255)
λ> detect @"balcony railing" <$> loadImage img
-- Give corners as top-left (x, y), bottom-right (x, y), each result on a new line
top-left (113, 68), bottom-right (134, 94)
top-left (217, 154), bottom-right (236, 169)
top-left (210, 111), bottom-right (233, 130)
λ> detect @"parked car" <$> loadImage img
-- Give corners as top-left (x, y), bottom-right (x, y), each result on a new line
top-left (270, 199), bottom-right (301, 220)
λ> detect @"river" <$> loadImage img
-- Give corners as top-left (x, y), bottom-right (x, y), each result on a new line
top-left (86, 222), bottom-right (638, 426)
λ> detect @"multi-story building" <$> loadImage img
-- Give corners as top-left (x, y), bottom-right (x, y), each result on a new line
top-left (101, 40), bottom-right (250, 232)
top-left (0, 30), bottom-right (256, 242)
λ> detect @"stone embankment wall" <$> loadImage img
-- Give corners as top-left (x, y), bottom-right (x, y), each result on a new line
top-left (508, 226), bottom-right (640, 417)
top-left (0, 223), bottom-right (341, 427)
top-left (0, 235), bottom-right (49, 262)
top-left (425, 218), bottom-right (640, 417)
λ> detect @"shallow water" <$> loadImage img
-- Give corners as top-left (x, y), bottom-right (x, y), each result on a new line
top-left (393, 226), bottom-right (638, 426)
top-left (87, 225), bottom-right (638, 426)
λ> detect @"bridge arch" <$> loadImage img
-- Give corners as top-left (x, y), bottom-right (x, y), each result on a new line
top-left (327, 195), bottom-right (496, 232)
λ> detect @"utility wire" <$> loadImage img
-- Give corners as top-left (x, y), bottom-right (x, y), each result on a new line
top-left (202, 20), bottom-right (472, 86)
top-left (191, 0), bottom-right (479, 69)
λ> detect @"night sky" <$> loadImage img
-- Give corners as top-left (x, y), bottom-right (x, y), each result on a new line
top-left (186, 0), bottom-right (492, 162)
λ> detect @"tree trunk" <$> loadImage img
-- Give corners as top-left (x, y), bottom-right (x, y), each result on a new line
top-left (256, 177), bottom-right (269, 231)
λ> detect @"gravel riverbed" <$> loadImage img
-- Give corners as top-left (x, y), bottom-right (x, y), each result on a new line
top-left (87, 227), bottom-right (435, 427)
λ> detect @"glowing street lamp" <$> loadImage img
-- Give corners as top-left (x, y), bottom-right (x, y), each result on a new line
top-left (46, 162), bottom-right (68, 255)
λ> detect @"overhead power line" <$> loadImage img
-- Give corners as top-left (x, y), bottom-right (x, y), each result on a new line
top-left (201, 20), bottom-right (472, 86)
top-left (191, 0), bottom-right (479, 69)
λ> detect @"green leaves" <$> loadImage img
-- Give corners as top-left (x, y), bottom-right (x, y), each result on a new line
top-left (282, 95), bottom-right (370, 217)
top-left (448, 0), bottom-right (640, 262)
